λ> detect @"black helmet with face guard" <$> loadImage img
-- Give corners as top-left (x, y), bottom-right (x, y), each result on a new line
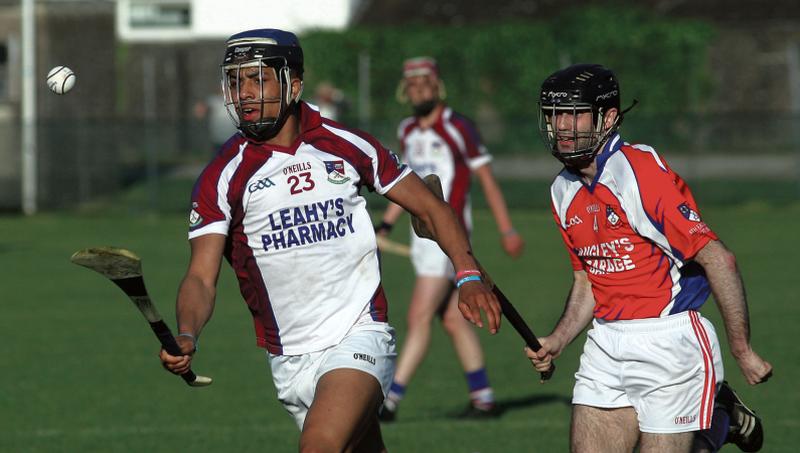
top-left (221, 29), bottom-right (304, 142)
top-left (538, 64), bottom-right (627, 167)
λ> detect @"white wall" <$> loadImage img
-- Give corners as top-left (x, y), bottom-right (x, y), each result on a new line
top-left (117, 0), bottom-right (360, 42)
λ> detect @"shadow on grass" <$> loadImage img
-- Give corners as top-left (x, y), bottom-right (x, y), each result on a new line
top-left (442, 393), bottom-right (571, 420)
top-left (444, 393), bottom-right (572, 421)
top-left (495, 393), bottom-right (572, 413)
top-left (383, 393), bottom-right (571, 424)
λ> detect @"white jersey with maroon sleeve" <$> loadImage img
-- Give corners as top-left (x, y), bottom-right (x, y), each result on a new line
top-left (188, 102), bottom-right (411, 355)
top-left (397, 106), bottom-right (491, 230)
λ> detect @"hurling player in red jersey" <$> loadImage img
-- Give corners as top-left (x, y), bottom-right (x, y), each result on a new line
top-left (526, 64), bottom-right (772, 453)
top-left (159, 29), bottom-right (501, 452)
top-left (375, 57), bottom-right (524, 421)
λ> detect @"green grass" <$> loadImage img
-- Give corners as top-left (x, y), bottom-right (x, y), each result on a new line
top-left (1, 184), bottom-right (798, 452)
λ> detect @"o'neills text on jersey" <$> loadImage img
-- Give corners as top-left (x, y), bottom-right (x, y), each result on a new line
top-left (283, 162), bottom-right (312, 175)
top-left (262, 197), bottom-right (356, 251)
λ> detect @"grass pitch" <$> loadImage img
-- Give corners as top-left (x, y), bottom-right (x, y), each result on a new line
top-left (0, 181), bottom-right (797, 452)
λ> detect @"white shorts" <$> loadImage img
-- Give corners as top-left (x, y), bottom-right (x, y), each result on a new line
top-left (572, 310), bottom-right (724, 433)
top-left (410, 233), bottom-right (454, 278)
top-left (268, 321), bottom-right (396, 430)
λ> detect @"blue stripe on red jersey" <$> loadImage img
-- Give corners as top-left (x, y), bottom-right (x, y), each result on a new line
top-left (670, 262), bottom-right (711, 315)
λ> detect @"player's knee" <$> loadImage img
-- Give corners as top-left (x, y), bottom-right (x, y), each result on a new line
top-left (406, 309), bottom-right (434, 329)
top-left (441, 308), bottom-right (468, 335)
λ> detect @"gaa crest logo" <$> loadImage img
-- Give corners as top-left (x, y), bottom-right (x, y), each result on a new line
top-left (325, 160), bottom-right (351, 184)
top-left (678, 203), bottom-right (701, 222)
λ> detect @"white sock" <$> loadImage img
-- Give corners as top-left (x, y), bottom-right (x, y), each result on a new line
top-left (470, 387), bottom-right (495, 409)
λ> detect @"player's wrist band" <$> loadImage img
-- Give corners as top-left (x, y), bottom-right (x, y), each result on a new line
top-left (502, 228), bottom-right (518, 237)
top-left (456, 269), bottom-right (481, 281)
top-left (375, 221), bottom-right (393, 233)
top-left (456, 275), bottom-right (482, 288)
top-left (178, 333), bottom-right (198, 350)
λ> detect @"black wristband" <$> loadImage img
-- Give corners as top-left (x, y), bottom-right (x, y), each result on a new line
top-left (375, 221), bottom-right (394, 233)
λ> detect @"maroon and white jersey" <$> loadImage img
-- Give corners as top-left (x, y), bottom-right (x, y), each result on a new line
top-left (397, 106), bottom-right (491, 229)
top-left (188, 102), bottom-right (410, 355)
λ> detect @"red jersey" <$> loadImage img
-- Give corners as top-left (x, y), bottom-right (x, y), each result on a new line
top-left (551, 134), bottom-right (718, 320)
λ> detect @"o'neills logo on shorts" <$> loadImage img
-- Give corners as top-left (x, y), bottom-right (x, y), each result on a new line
top-left (674, 414), bottom-right (697, 425)
top-left (353, 353), bottom-right (376, 365)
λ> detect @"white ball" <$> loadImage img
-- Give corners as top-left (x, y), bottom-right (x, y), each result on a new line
top-left (47, 66), bottom-right (76, 95)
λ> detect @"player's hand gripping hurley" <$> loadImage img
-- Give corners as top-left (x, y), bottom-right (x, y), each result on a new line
top-left (71, 247), bottom-right (212, 387)
top-left (411, 175), bottom-right (555, 382)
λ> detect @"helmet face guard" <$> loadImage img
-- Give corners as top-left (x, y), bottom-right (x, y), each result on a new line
top-left (220, 29), bottom-right (304, 142)
top-left (221, 57), bottom-right (301, 142)
top-left (537, 64), bottom-right (625, 168)
top-left (538, 102), bottom-right (619, 167)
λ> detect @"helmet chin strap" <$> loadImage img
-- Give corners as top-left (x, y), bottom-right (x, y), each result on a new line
top-left (560, 113), bottom-right (616, 167)
top-left (545, 99), bottom-right (639, 168)
top-left (242, 103), bottom-right (297, 142)
top-left (240, 66), bottom-right (302, 142)
top-left (573, 99), bottom-right (638, 163)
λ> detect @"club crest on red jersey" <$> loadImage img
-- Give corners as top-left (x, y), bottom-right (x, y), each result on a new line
top-left (678, 203), bottom-right (701, 222)
top-left (606, 205), bottom-right (622, 229)
top-left (325, 160), bottom-right (351, 184)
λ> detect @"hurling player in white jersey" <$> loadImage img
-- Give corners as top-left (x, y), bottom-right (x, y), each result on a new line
top-left (375, 57), bottom-right (525, 421)
top-left (159, 30), bottom-right (502, 452)
top-left (526, 64), bottom-right (772, 453)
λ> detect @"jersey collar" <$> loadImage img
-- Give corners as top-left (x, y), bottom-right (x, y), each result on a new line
top-left (246, 101), bottom-right (322, 155)
top-left (298, 101), bottom-right (323, 133)
top-left (596, 133), bottom-right (622, 166)
top-left (433, 105), bottom-right (450, 128)
top-left (586, 133), bottom-right (623, 192)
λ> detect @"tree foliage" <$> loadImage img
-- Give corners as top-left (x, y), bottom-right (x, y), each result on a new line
top-left (300, 7), bottom-right (714, 150)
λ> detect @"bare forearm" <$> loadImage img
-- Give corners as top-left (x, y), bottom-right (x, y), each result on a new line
top-left (386, 174), bottom-right (478, 271)
top-left (380, 201), bottom-right (406, 227)
top-left (693, 239), bottom-right (772, 384)
top-left (385, 173), bottom-right (501, 331)
top-left (176, 274), bottom-right (216, 337)
top-left (695, 240), bottom-right (751, 356)
top-left (424, 200), bottom-right (478, 270)
top-left (476, 165), bottom-right (514, 234)
top-left (551, 272), bottom-right (595, 348)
